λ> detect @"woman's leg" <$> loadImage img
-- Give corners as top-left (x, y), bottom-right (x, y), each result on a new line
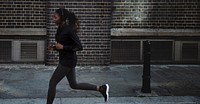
top-left (66, 67), bottom-right (109, 102)
top-left (46, 64), bottom-right (70, 104)
top-left (66, 67), bottom-right (97, 91)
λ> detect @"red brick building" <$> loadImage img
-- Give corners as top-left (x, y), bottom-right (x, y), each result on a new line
top-left (0, 0), bottom-right (199, 65)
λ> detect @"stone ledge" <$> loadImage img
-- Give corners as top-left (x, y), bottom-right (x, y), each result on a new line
top-left (0, 28), bottom-right (46, 36)
top-left (111, 28), bottom-right (200, 36)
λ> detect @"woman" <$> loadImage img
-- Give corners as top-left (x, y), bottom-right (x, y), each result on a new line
top-left (46, 8), bottom-right (109, 104)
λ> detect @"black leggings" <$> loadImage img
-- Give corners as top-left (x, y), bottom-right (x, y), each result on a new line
top-left (47, 64), bottom-right (97, 104)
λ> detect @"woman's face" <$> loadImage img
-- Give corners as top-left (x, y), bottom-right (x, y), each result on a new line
top-left (52, 12), bottom-right (61, 25)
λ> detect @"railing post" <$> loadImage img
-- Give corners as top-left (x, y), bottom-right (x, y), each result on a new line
top-left (141, 40), bottom-right (151, 93)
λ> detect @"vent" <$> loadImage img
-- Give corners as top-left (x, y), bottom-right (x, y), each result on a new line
top-left (111, 40), bottom-right (140, 63)
top-left (0, 40), bottom-right (44, 63)
top-left (0, 41), bottom-right (12, 62)
top-left (150, 41), bottom-right (173, 61)
top-left (182, 43), bottom-right (198, 60)
top-left (21, 42), bottom-right (37, 59)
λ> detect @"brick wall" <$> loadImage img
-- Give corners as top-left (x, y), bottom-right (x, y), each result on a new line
top-left (46, 0), bottom-right (112, 65)
top-left (0, 0), bottom-right (46, 63)
top-left (1, 0), bottom-right (199, 65)
top-left (0, 0), bottom-right (46, 28)
top-left (111, 0), bottom-right (200, 64)
top-left (0, 0), bottom-right (112, 65)
top-left (112, 0), bottom-right (200, 29)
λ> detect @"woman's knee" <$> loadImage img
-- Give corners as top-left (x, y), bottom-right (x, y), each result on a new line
top-left (69, 83), bottom-right (78, 89)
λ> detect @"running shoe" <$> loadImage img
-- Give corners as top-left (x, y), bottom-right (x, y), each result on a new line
top-left (99, 84), bottom-right (109, 102)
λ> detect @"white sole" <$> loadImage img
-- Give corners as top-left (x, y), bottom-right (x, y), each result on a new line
top-left (105, 84), bottom-right (109, 102)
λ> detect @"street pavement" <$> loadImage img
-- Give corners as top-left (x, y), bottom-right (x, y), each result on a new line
top-left (0, 64), bottom-right (200, 104)
top-left (0, 96), bottom-right (199, 104)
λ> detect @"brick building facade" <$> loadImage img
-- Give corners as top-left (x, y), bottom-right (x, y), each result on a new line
top-left (0, 0), bottom-right (199, 65)
top-left (111, 0), bottom-right (200, 64)
top-left (0, 0), bottom-right (46, 63)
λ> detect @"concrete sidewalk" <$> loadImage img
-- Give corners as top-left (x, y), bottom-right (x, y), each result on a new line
top-left (0, 64), bottom-right (200, 103)
top-left (0, 96), bottom-right (200, 104)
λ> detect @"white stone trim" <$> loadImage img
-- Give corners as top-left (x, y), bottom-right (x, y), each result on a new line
top-left (0, 28), bottom-right (46, 36)
top-left (111, 28), bottom-right (200, 36)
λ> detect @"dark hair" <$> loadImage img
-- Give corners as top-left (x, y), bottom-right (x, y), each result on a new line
top-left (55, 8), bottom-right (80, 32)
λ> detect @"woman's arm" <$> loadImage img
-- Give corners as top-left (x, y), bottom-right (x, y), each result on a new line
top-left (63, 29), bottom-right (83, 51)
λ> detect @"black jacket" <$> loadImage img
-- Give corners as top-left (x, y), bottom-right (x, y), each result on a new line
top-left (55, 23), bottom-right (83, 67)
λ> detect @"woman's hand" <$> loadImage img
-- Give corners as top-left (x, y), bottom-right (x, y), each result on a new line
top-left (47, 44), bottom-right (54, 51)
top-left (55, 43), bottom-right (64, 50)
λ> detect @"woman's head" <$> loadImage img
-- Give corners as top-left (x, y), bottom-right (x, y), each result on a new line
top-left (52, 8), bottom-right (79, 32)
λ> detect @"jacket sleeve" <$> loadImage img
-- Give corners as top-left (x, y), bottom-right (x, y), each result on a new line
top-left (63, 29), bottom-right (83, 51)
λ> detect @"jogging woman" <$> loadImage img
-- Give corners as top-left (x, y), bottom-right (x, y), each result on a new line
top-left (46, 8), bottom-right (109, 104)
